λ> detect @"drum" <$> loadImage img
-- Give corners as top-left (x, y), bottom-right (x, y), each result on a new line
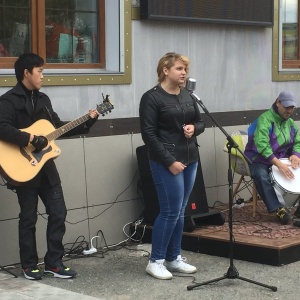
top-left (270, 158), bottom-right (300, 208)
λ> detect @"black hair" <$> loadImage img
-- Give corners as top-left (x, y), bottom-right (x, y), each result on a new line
top-left (14, 53), bottom-right (44, 82)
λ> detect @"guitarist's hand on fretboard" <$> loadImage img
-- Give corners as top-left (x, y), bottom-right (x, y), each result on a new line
top-left (85, 109), bottom-right (100, 128)
top-left (89, 109), bottom-right (100, 119)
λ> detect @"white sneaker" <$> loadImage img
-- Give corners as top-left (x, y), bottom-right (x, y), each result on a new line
top-left (146, 259), bottom-right (173, 280)
top-left (165, 255), bottom-right (197, 274)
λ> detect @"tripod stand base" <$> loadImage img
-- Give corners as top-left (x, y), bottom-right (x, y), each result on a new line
top-left (0, 265), bottom-right (18, 278)
top-left (187, 265), bottom-right (277, 291)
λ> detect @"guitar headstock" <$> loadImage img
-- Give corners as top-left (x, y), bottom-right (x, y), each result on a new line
top-left (96, 95), bottom-right (114, 116)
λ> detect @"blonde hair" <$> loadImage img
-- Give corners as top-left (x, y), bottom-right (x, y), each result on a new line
top-left (157, 52), bottom-right (190, 83)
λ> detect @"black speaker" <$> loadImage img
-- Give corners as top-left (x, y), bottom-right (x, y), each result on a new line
top-left (136, 145), bottom-right (224, 231)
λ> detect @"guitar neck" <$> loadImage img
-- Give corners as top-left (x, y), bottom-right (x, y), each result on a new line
top-left (46, 113), bottom-right (90, 141)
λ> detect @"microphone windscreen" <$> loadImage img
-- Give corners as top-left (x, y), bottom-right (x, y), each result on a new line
top-left (185, 77), bottom-right (196, 92)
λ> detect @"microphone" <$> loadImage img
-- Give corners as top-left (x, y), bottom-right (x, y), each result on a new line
top-left (185, 77), bottom-right (196, 92)
top-left (185, 77), bottom-right (201, 102)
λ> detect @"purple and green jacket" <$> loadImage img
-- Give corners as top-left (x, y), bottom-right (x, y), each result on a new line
top-left (244, 106), bottom-right (300, 165)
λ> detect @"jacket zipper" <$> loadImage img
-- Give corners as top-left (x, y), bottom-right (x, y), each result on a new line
top-left (177, 95), bottom-right (190, 164)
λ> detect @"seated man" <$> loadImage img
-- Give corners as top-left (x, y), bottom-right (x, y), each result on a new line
top-left (245, 91), bottom-right (300, 224)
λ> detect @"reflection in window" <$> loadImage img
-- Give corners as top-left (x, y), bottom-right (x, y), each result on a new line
top-left (45, 0), bottom-right (100, 64)
top-left (0, 0), bottom-right (106, 69)
top-left (283, 24), bottom-right (298, 60)
top-left (281, 0), bottom-right (298, 60)
top-left (0, 0), bottom-right (31, 58)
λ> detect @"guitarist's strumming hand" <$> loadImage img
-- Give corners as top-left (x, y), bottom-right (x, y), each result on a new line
top-left (30, 135), bottom-right (48, 152)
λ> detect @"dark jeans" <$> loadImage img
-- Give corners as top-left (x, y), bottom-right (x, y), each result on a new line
top-left (16, 184), bottom-right (67, 269)
top-left (149, 160), bottom-right (198, 261)
top-left (249, 162), bottom-right (282, 213)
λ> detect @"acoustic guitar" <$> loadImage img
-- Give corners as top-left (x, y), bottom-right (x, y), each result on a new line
top-left (0, 97), bottom-right (114, 183)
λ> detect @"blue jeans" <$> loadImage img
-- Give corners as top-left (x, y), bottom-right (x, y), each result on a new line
top-left (149, 160), bottom-right (198, 261)
top-left (249, 162), bottom-right (282, 213)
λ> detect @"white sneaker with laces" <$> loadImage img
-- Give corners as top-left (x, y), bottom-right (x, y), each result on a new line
top-left (165, 255), bottom-right (197, 274)
top-left (146, 259), bottom-right (173, 280)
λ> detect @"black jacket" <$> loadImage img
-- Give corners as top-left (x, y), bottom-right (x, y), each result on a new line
top-left (139, 85), bottom-right (205, 168)
top-left (0, 83), bottom-right (92, 187)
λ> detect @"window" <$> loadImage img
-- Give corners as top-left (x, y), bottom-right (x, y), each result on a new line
top-left (0, 0), bottom-right (31, 67)
top-left (0, 0), bottom-right (132, 86)
top-left (45, 0), bottom-right (105, 67)
top-left (281, 0), bottom-right (299, 69)
top-left (273, 0), bottom-right (300, 80)
top-left (0, 0), bottom-right (104, 68)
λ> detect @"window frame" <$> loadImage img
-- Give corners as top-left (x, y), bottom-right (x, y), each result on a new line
top-left (273, 0), bottom-right (300, 81)
top-left (0, 0), bottom-right (132, 87)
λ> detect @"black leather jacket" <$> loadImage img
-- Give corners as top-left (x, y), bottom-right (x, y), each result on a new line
top-left (139, 85), bottom-right (205, 168)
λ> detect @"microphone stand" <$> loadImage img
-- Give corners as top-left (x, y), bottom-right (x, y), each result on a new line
top-left (186, 93), bottom-right (277, 292)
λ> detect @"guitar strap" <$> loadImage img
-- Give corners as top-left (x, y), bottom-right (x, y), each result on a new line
top-left (31, 91), bottom-right (35, 111)
top-left (44, 106), bottom-right (57, 128)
